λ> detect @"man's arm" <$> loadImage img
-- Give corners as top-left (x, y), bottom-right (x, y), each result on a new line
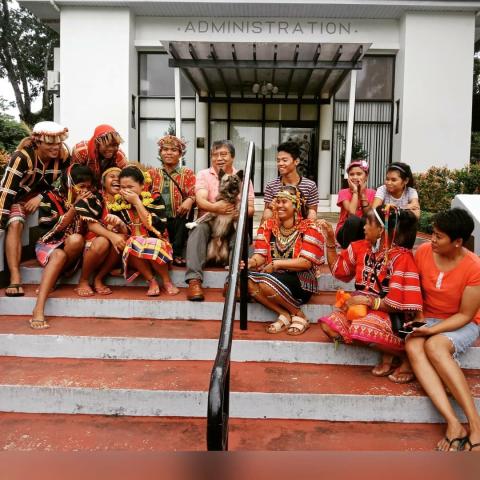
top-left (196, 189), bottom-right (235, 215)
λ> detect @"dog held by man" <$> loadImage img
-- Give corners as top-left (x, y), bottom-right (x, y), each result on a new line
top-left (186, 169), bottom-right (243, 265)
top-left (184, 140), bottom-right (254, 301)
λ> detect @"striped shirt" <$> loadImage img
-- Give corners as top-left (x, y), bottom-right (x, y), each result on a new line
top-left (263, 176), bottom-right (319, 208)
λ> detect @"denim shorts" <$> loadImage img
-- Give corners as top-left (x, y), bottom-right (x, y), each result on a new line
top-left (424, 318), bottom-right (480, 358)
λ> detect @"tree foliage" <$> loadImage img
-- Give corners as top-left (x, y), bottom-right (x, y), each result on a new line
top-left (0, 0), bottom-right (59, 126)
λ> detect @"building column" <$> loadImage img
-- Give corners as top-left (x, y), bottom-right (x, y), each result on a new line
top-left (195, 95), bottom-right (209, 172)
top-left (344, 70), bottom-right (357, 177)
top-left (318, 99), bottom-right (333, 200)
top-left (174, 68), bottom-right (182, 141)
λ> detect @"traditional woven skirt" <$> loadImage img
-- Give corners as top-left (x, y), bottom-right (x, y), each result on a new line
top-left (248, 271), bottom-right (312, 309)
top-left (35, 240), bottom-right (82, 276)
top-left (122, 235), bottom-right (173, 282)
top-left (318, 307), bottom-right (404, 351)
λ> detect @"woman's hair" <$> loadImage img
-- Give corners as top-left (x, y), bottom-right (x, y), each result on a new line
top-left (119, 166), bottom-right (145, 184)
top-left (59, 164), bottom-right (94, 195)
top-left (277, 141), bottom-right (300, 160)
top-left (276, 185), bottom-right (308, 219)
top-left (366, 206), bottom-right (418, 249)
top-left (433, 208), bottom-right (474, 243)
top-left (387, 162), bottom-right (415, 188)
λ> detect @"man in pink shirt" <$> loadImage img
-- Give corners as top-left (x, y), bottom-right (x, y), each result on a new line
top-left (186, 140), bottom-right (255, 301)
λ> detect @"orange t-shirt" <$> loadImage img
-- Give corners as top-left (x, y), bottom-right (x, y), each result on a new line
top-left (415, 242), bottom-right (480, 324)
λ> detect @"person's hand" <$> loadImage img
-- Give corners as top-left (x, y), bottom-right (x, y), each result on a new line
top-left (214, 200), bottom-right (236, 215)
top-left (317, 219), bottom-right (335, 243)
top-left (345, 295), bottom-right (371, 308)
top-left (24, 195), bottom-right (42, 214)
top-left (73, 190), bottom-right (93, 205)
top-left (232, 207), bottom-right (240, 220)
top-left (408, 325), bottom-right (432, 337)
top-left (110, 233), bottom-right (127, 253)
top-left (260, 261), bottom-right (277, 274)
top-left (347, 178), bottom-right (358, 194)
top-left (120, 189), bottom-right (140, 206)
top-left (177, 198), bottom-right (193, 217)
top-left (359, 178), bottom-right (368, 194)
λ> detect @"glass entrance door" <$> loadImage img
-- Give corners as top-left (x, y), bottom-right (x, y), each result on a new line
top-left (280, 123), bottom-right (318, 183)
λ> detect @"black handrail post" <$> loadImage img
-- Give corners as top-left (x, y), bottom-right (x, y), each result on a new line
top-left (207, 141), bottom-right (255, 450)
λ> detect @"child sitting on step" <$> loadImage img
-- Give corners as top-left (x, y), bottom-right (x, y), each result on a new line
top-left (30, 164), bottom-right (95, 329)
top-left (73, 166), bottom-right (128, 296)
top-left (106, 165), bottom-right (178, 296)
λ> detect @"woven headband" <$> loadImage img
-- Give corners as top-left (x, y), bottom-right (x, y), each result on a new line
top-left (389, 164), bottom-right (406, 174)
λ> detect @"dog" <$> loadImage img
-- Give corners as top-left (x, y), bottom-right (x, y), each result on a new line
top-left (186, 169), bottom-right (244, 265)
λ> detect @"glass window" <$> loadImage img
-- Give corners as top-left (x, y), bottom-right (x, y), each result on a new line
top-left (264, 123), bottom-right (280, 187)
top-left (140, 119), bottom-right (195, 170)
top-left (300, 104), bottom-right (317, 121)
top-left (230, 122), bottom-right (262, 192)
top-left (266, 104), bottom-right (297, 121)
top-left (140, 98), bottom-right (175, 119)
top-left (139, 53), bottom-right (195, 97)
top-left (231, 104), bottom-right (262, 120)
top-left (336, 56), bottom-right (394, 100)
top-left (211, 103), bottom-right (228, 119)
top-left (210, 121), bottom-right (228, 147)
top-left (181, 99), bottom-right (196, 119)
top-left (139, 119), bottom-right (174, 167)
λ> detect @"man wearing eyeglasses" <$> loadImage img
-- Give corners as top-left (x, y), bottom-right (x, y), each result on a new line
top-left (185, 140), bottom-right (255, 301)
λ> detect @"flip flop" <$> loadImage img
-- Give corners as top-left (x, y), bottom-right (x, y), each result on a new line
top-left (464, 437), bottom-right (480, 451)
top-left (162, 282), bottom-right (180, 296)
top-left (388, 369), bottom-right (415, 384)
top-left (94, 285), bottom-right (113, 295)
top-left (436, 436), bottom-right (468, 451)
top-left (74, 286), bottom-right (95, 297)
top-left (5, 284), bottom-right (24, 297)
top-left (147, 279), bottom-right (160, 297)
top-left (29, 318), bottom-right (50, 330)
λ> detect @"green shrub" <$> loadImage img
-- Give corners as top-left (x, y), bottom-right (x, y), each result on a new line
top-left (0, 113), bottom-right (29, 153)
top-left (417, 210), bottom-right (434, 235)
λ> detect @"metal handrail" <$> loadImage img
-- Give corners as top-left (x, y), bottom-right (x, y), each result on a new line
top-left (206, 141), bottom-right (255, 451)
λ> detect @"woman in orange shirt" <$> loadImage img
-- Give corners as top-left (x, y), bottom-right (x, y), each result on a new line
top-left (406, 208), bottom-right (480, 452)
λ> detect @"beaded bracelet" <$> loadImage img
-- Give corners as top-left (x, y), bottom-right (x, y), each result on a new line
top-left (325, 243), bottom-right (336, 249)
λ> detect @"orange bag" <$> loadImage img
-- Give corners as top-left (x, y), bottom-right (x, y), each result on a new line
top-left (335, 290), bottom-right (367, 321)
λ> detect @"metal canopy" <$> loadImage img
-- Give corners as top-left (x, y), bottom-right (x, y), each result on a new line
top-left (168, 41), bottom-right (369, 102)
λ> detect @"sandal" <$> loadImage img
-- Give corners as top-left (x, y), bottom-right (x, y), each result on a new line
top-left (464, 437), bottom-right (480, 451)
top-left (162, 281), bottom-right (180, 296)
top-left (5, 284), bottom-right (24, 297)
top-left (93, 285), bottom-right (113, 295)
top-left (287, 315), bottom-right (310, 336)
top-left (29, 318), bottom-right (50, 330)
top-left (74, 286), bottom-right (95, 297)
top-left (388, 367), bottom-right (415, 384)
top-left (147, 278), bottom-right (160, 297)
top-left (266, 314), bottom-right (291, 334)
top-left (437, 436), bottom-right (468, 451)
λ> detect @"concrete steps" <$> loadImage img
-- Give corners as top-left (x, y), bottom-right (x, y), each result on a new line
top-left (0, 413), bottom-right (445, 451)
top-left (1, 316), bottom-right (479, 367)
top-left (0, 357), bottom-right (478, 422)
top-left (19, 259), bottom-right (354, 291)
top-left (2, 259), bottom-right (479, 451)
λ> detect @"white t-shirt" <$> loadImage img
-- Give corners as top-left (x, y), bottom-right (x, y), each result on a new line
top-left (374, 185), bottom-right (418, 209)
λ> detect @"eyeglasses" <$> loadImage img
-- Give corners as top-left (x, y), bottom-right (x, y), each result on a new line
top-left (211, 151), bottom-right (230, 158)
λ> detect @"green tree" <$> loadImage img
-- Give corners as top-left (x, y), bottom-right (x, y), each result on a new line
top-left (0, 0), bottom-right (59, 126)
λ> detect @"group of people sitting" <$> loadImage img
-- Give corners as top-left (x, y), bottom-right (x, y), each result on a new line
top-left (1, 121), bottom-right (479, 451)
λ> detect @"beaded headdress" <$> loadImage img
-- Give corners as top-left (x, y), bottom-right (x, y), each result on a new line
top-left (157, 135), bottom-right (187, 156)
top-left (31, 121), bottom-right (69, 144)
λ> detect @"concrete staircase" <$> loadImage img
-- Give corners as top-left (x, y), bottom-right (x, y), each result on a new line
top-left (0, 262), bottom-right (479, 451)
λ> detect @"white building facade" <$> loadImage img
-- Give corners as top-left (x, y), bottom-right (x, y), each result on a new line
top-left (20, 0), bottom-right (480, 205)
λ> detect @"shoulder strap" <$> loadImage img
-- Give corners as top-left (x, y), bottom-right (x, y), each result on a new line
top-left (162, 168), bottom-right (187, 201)
top-left (46, 191), bottom-right (65, 216)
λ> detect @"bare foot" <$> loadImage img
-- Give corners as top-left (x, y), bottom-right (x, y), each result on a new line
top-left (372, 354), bottom-right (395, 377)
top-left (29, 311), bottom-right (49, 330)
top-left (464, 430), bottom-right (480, 451)
top-left (147, 278), bottom-right (160, 297)
top-left (436, 422), bottom-right (467, 451)
top-left (388, 359), bottom-right (415, 383)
